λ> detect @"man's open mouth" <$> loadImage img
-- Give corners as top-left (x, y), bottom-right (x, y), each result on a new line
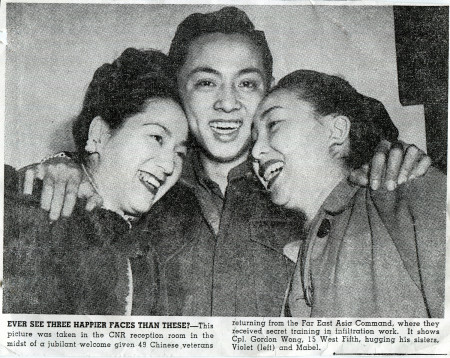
top-left (209, 120), bottom-right (243, 135)
top-left (138, 170), bottom-right (163, 195)
top-left (259, 159), bottom-right (284, 189)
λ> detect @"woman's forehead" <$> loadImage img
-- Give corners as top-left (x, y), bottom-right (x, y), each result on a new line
top-left (257, 90), bottom-right (297, 116)
top-left (255, 90), bottom-right (316, 123)
top-left (131, 98), bottom-right (187, 135)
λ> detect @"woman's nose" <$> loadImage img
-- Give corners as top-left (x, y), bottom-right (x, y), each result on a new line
top-left (251, 136), bottom-right (269, 161)
top-left (214, 86), bottom-right (241, 112)
top-left (157, 151), bottom-right (175, 177)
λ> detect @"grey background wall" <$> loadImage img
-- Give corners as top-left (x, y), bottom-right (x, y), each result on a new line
top-left (6, 4), bottom-right (426, 169)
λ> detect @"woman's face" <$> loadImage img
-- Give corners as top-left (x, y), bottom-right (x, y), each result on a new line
top-left (252, 89), bottom-right (333, 210)
top-left (93, 98), bottom-right (188, 216)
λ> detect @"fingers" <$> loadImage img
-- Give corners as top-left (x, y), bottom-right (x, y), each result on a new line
top-left (348, 164), bottom-right (370, 186)
top-left (61, 177), bottom-right (80, 218)
top-left (397, 145), bottom-right (420, 185)
top-left (370, 140), bottom-right (391, 190)
top-left (80, 182), bottom-right (103, 212)
top-left (85, 194), bottom-right (103, 212)
top-left (23, 169), bottom-right (36, 195)
top-left (384, 142), bottom-right (404, 191)
top-left (40, 175), bottom-right (55, 212)
top-left (49, 181), bottom-right (67, 221)
top-left (410, 153), bottom-right (432, 179)
top-left (39, 161), bottom-right (83, 220)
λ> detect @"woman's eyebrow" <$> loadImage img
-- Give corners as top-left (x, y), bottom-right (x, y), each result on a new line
top-left (143, 123), bottom-right (171, 135)
top-left (260, 106), bottom-right (282, 120)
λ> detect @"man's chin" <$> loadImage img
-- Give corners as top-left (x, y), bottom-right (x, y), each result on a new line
top-left (201, 142), bottom-right (251, 164)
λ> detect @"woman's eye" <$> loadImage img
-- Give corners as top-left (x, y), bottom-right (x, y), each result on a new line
top-left (175, 146), bottom-right (187, 159)
top-left (268, 121), bottom-right (281, 131)
top-left (149, 135), bottom-right (163, 145)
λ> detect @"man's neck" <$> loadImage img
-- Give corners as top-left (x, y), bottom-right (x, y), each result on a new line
top-left (200, 151), bottom-right (248, 195)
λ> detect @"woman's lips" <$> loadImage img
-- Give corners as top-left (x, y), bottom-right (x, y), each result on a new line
top-left (259, 159), bottom-right (284, 189)
top-left (138, 170), bottom-right (162, 195)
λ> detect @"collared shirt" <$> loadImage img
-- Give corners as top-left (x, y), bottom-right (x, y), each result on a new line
top-left (149, 149), bottom-right (305, 316)
top-left (183, 150), bottom-right (251, 234)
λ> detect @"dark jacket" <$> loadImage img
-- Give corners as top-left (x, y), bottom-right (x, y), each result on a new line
top-left (3, 165), bottom-right (158, 315)
top-left (138, 156), bottom-right (306, 316)
top-left (287, 168), bottom-right (446, 318)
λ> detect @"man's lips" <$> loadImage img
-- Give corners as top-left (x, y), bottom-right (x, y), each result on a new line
top-left (259, 159), bottom-right (284, 189)
top-left (138, 170), bottom-right (164, 195)
top-left (209, 120), bottom-right (243, 135)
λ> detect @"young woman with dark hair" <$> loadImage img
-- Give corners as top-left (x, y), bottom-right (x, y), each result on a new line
top-left (3, 48), bottom-right (188, 315)
top-left (252, 70), bottom-right (445, 318)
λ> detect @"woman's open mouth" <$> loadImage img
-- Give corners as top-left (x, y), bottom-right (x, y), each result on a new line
top-left (138, 170), bottom-right (162, 195)
top-left (259, 159), bottom-right (284, 189)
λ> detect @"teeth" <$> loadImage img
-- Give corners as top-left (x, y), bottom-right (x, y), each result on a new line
top-left (263, 162), bottom-right (284, 182)
top-left (210, 121), bottom-right (241, 130)
top-left (138, 171), bottom-right (161, 188)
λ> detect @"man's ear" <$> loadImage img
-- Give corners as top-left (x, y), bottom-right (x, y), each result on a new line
top-left (328, 115), bottom-right (350, 159)
top-left (85, 116), bottom-right (111, 153)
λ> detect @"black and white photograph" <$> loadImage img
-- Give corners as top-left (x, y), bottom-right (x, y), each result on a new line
top-left (1, 1), bottom-right (448, 356)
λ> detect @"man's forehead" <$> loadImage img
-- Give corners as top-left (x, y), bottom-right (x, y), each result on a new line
top-left (181, 32), bottom-right (265, 72)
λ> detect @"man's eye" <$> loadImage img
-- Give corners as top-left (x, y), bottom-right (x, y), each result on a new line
top-left (238, 80), bottom-right (259, 91)
top-left (195, 80), bottom-right (216, 88)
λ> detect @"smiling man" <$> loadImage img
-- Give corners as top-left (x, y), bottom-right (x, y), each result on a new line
top-left (22, 6), bottom-right (430, 316)
top-left (141, 8), bottom-right (303, 316)
top-left (139, 7), bottom-right (428, 316)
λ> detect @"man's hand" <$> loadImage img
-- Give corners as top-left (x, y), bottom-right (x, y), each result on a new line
top-left (23, 155), bottom-right (102, 220)
top-left (349, 140), bottom-right (432, 190)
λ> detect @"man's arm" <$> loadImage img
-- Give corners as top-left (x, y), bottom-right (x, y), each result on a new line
top-left (21, 154), bottom-right (102, 221)
top-left (26, 141), bottom-right (432, 220)
top-left (349, 140), bottom-right (431, 190)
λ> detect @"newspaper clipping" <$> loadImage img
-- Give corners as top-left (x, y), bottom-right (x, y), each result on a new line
top-left (1, 1), bottom-right (449, 356)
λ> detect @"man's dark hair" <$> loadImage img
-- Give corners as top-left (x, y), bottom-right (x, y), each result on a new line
top-left (272, 70), bottom-right (399, 169)
top-left (72, 48), bottom-right (180, 161)
top-left (168, 6), bottom-right (273, 88)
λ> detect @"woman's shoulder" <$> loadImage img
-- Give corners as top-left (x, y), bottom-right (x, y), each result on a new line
top-left (398, 166), bottom-right (446, 207)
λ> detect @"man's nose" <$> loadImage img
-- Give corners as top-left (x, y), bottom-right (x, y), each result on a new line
top-left (214, 85), bottom-right (241, 112)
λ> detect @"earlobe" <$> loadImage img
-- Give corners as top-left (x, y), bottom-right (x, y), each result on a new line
top-left (85, 116), bottom-right (111, 154)
top-left (328, 115), bottom-right (350, 159)
top-left (269, 76), bottom-right (276, 90)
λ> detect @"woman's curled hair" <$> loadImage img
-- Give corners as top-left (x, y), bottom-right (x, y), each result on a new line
top-left (272, 70), bottom-right (399, 169)
top-left (73, 48), bottom-right (180, 160)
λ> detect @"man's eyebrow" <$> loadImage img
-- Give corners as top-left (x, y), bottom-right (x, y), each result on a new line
top-left (239, 67), bottom-right (264, 77)
top-left (188, 66), bottom-right (220, 77)
top-left (143, 123), bottom-right (172, 135)
top-left (260, 106), bottom-right (282, 119)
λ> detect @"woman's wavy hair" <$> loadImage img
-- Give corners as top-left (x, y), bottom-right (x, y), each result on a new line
top-left (72, 48), bottom-right (180, 161)
top-left (271, 70), bottom-right (399, 169)
top-left (168, 6), bottom-right (273, 89)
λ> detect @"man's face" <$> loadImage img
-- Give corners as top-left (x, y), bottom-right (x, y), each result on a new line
top-left (178, 33), bottom-right (267, 163)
